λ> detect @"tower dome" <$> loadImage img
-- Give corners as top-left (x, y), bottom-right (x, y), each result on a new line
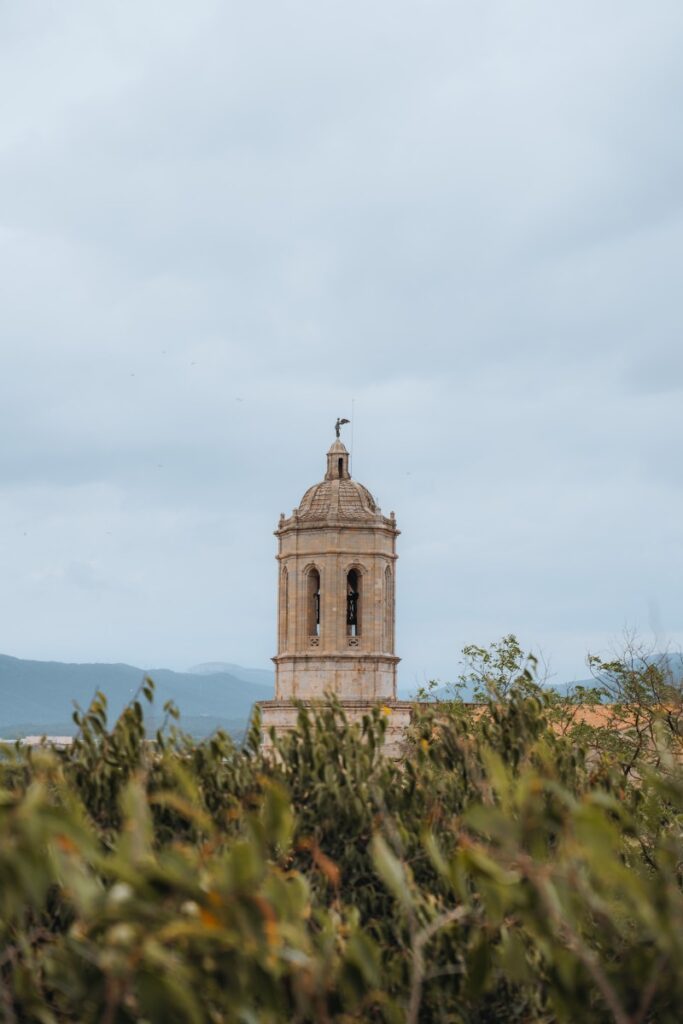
top-left (295, 440), bottom-right (379, 522)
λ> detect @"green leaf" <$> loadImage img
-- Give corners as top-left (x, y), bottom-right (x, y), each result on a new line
top-left (371, 834), bottom-right (412, 908)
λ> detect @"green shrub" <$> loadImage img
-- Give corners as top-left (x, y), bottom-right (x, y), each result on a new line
top-left (0, 640), bottom-right (681, 1022)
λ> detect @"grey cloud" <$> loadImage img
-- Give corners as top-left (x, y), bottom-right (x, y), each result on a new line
top-left (1, 0), bottom-right (682, 685)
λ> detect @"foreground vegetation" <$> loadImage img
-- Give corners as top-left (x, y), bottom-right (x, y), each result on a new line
top-left (0, 638), bottom-right (681, 1022)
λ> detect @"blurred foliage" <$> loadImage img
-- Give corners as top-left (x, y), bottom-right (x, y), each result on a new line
top-left (0, 638), bottom-right (681, 1023)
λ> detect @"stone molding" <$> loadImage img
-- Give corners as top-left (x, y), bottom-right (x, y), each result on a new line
top-left (272, 652), bottom-right (401, 665)
top-left (258, 699), bottom-right (415, 711)
top-left (276, 521), bottom-right (399, 537)
top-left (276, 548), bottom-right (398, 560)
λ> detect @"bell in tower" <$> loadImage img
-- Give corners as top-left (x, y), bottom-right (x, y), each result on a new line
top-left (258, 421), bottom-right (412, 755)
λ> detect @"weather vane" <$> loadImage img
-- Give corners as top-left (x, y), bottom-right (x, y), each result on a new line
top-left (335, 417), bottom-right (350, 439)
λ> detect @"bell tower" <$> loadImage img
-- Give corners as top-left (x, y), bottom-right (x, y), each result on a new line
top-left (259, 423), bottom-right (412, 754)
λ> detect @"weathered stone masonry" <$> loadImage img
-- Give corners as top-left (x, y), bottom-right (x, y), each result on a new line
top-left (258, 433), bottom-right (412, 755)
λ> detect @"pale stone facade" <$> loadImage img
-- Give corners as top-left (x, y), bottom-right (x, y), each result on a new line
top-left (258, 433), bottom-right (413, 756)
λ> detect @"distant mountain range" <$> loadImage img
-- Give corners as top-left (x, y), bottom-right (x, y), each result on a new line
top-left (426, 652), bottom-right (683, 702)
top-left (2, 651), bottom-right (680, 742)
top-left (0, 655), bottom-right (274, 740)
top-left (187, 662), bottom-right (275, 688)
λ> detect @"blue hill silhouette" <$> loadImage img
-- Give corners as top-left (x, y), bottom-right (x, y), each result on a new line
top-left (0, 654), bottom-right (273, 739)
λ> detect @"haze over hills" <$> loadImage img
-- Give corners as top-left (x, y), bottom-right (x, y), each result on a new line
top-left (2, 652), bottom-right (680, 741)
top-left (425, 653), bottom-right (683, 702)
top-left (187, 663), bottom-right (275, 688)
top-left (0, 654), bottom-right (273, 740)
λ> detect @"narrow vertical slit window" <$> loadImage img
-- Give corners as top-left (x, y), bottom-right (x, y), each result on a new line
top-left (338, 457), bottom-right (343, 478)
top-left (346, 569), bottom-right (361, 637)
top-left (307, 568), bottom-right (321, 637)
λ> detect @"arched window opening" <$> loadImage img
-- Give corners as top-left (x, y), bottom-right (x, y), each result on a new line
top-left (346, 568), bottom-right (361, 637)
top-left (307, 568), bottom-right (321, 637)
top-left (338, 457), bottom-right (343, 478)
top-left (384, 565), bottom-right (394, 652)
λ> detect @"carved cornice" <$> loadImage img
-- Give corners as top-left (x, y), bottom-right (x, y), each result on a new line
top-left (276, 518), bottom-right (399, 537)
top-left (272, 653), bottom-right (401, 665)
top-left (276, 549), bottom-right (398, 561)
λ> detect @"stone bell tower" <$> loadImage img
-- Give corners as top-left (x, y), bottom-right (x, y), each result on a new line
top-left (259, 424), bottom-right (412, 754)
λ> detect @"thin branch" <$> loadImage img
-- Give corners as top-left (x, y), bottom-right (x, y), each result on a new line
top-left (526, 866), bottom-right (630, 1024)
top-left (632, 953), bottom-right (667, 1024)
top-left (407, 906), bottom-right (468, 1024)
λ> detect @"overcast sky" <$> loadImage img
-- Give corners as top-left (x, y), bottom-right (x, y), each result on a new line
top-left (1, 1), bottom-right (681, 692)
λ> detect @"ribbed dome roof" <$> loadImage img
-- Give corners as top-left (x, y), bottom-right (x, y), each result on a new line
top-left (291, 437), bottom-right (380, 523)
top-left (297, 477), bottom-right (378, 521)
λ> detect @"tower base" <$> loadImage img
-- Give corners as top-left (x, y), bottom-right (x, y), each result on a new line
top-left (257, 699), bottom-right (414, 760)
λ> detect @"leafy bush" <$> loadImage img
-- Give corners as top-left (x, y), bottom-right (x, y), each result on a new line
top-left (0, 639), bottom-right (681, 1022)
